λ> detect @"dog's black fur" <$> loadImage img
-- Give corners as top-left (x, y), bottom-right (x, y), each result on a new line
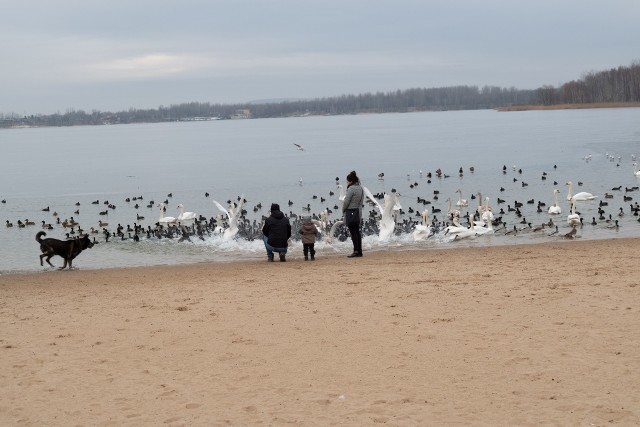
top-left (36, 231), bottom-right (93, 269)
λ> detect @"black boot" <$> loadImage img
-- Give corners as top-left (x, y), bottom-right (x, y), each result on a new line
top-left (268, 254), bottom-right (274, 262)
top-left (304, 255), bottom-right (308, 261)
top-left (279, 253), bottom-right (286, 262)
top-left (310, 250), bottom-right (315, 261)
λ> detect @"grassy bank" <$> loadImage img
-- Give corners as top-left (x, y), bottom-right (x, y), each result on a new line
top-left (496, 102), bottom-right (640, 111)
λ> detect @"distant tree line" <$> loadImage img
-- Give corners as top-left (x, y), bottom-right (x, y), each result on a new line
top-left (0, 86), bottom-right (537, 128)
top-left (537, 61), bottom-right (640, 105)
top-left (1, 61), bottom-right (638, 128)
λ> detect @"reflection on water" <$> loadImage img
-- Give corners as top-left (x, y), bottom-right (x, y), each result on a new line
top-left (1, 108), bottom-right (639, 273)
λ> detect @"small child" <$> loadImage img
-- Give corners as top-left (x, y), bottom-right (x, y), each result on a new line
top-left (299, 215), bottom-right (319, 261)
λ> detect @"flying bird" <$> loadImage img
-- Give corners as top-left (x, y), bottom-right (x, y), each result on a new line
top-left (294, 143), bottom-right (304, 151)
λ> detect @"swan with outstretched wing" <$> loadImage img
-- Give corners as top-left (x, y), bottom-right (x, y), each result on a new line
top-left (364, 187), bottom-right (399, 241)
top-left (363, 186), bottom-right (382, 213)
top-left (213, 195), bottom-right (245, 240)
top-left (323, 219), bottom-right (344, 243)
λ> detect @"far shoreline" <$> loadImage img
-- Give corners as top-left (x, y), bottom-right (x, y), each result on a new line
top-left (495, 101), bottom-right (640, 112)
top-left (5, 102), bottom-right (640, 130)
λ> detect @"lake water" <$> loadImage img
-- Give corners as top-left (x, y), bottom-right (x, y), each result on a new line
top-left (1, 108), bottom-right (639, 273)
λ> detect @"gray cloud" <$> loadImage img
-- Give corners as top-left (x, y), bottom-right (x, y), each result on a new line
top-left (2, 0), bottom-right (639, 114)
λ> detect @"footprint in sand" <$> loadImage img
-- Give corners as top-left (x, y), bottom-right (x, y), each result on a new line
top-left (159, 389), bottom-right (178, 398)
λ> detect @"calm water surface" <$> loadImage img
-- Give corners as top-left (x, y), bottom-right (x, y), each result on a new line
top-left (1, 108), bottom-right (639, 273)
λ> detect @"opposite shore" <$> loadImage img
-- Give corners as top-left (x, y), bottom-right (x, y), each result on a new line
top-left (496, 101), bottom-right (640, 111)
top-left (5, 101), bottom-right (640, 130)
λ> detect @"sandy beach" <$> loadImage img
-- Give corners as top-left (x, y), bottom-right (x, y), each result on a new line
top-left (1, 238), bottom-right (639, 426)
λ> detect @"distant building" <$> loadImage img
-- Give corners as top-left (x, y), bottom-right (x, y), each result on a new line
top-left (231, 109), bottom-right (251, 119)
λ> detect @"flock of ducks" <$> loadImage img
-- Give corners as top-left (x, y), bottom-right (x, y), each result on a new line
top-left (4, 157), bottom-right (640, 249)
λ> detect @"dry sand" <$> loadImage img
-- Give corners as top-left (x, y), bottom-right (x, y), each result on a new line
top-left (1, 238), bottom-right (639, 426)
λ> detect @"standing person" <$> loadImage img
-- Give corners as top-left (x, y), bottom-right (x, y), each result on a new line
top-left (342, 170), bottom-right (364, 258)
top-left (262, 203), bottom-right (291, 262)
top-left (299, 215), bottom-right (319, 261)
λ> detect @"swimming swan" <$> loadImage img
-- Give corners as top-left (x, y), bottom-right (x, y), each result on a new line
top-left (176, 203), bottom-right (198, 222)
top-left (548, 189), bottom-right (562, 215)
top-left (455, 189), bottom-right (469, 207)
top-left (450, 217), bottom-right (477, 241)
top-left (473, 214), bottom-right (494, 236)
top-left (566, 181), bottom-right (596, 201)
top-left (447, 197), bottom-right (461, 219)
top-left (413, 209), bottom-right (433, 241)
top-left (157, 203), bottom-right (177, 226)
top-left (567, 199), bottom-right (580, 225)
top-left (482, 196), bottom-right (494, 223)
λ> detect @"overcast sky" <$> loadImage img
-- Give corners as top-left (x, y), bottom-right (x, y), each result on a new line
top-left (2, 0), bottom-right (638, 115)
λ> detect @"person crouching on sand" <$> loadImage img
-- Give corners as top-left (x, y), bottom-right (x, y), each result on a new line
top-left (262, 203), bottom-right (291, 262)
top-left (299, 215), bottom-right (319, 261)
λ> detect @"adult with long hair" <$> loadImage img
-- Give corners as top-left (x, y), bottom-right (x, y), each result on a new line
top-left (342, 170), bottom-right (364, 257)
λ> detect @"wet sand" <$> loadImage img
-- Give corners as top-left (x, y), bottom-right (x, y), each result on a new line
top-left (1, 238), bottom-right (639, 426)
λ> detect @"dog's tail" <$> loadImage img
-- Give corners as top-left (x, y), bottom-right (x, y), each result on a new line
top-left (36, 231), bottom-right (46, 243)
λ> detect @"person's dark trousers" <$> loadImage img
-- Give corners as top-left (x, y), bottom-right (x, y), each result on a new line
top-left (303, 243), bottom-right (315, 260)
top-left (347, 223), bottom-right (362, 255)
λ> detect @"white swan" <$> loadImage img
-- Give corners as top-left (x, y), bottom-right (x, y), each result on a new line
top-left (482, 196), bottom-right (494, 223)
top-left (413, 209), bottom-right (432, 241)
top-left (318, 208), bottom-right (329, 233)
top-left (566, 181), bottom-right (596, 201)
top-left (385, 192), bottom-right (402, 240)
top-left (364, 187), bottom-right (400, 242)
top-left (474, 192), bottom-right (484, 222)
top-left (444, 218), bottom-right (469, 236)
top-left (212, 196), bottom-right (245, 240)
top-left (455, 189), bottom-right (468, 207)
top-left (633, 162), bottom-right (640, 177)
top-left (176, 203), bottom-right (198, 223)
top-left (450, 217), bottom-right (477, 241)
top-left (548, 189), bottom-right (562, 215)
top-left (475, 214), bottom-right (494, 236)
top-left (567, 199), bottom-right (580, 225)
top-left (323, 220), bottom-right (344, 243)
top-left (446, 197), bottom-right (461, 219)
top-left (337, 184), bottom-right (346, 202)
top-left (157, 203), bottom-right (177, 226)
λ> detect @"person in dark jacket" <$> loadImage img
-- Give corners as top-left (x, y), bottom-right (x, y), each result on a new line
top-left (262, 203), bottom-right (292, 262)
